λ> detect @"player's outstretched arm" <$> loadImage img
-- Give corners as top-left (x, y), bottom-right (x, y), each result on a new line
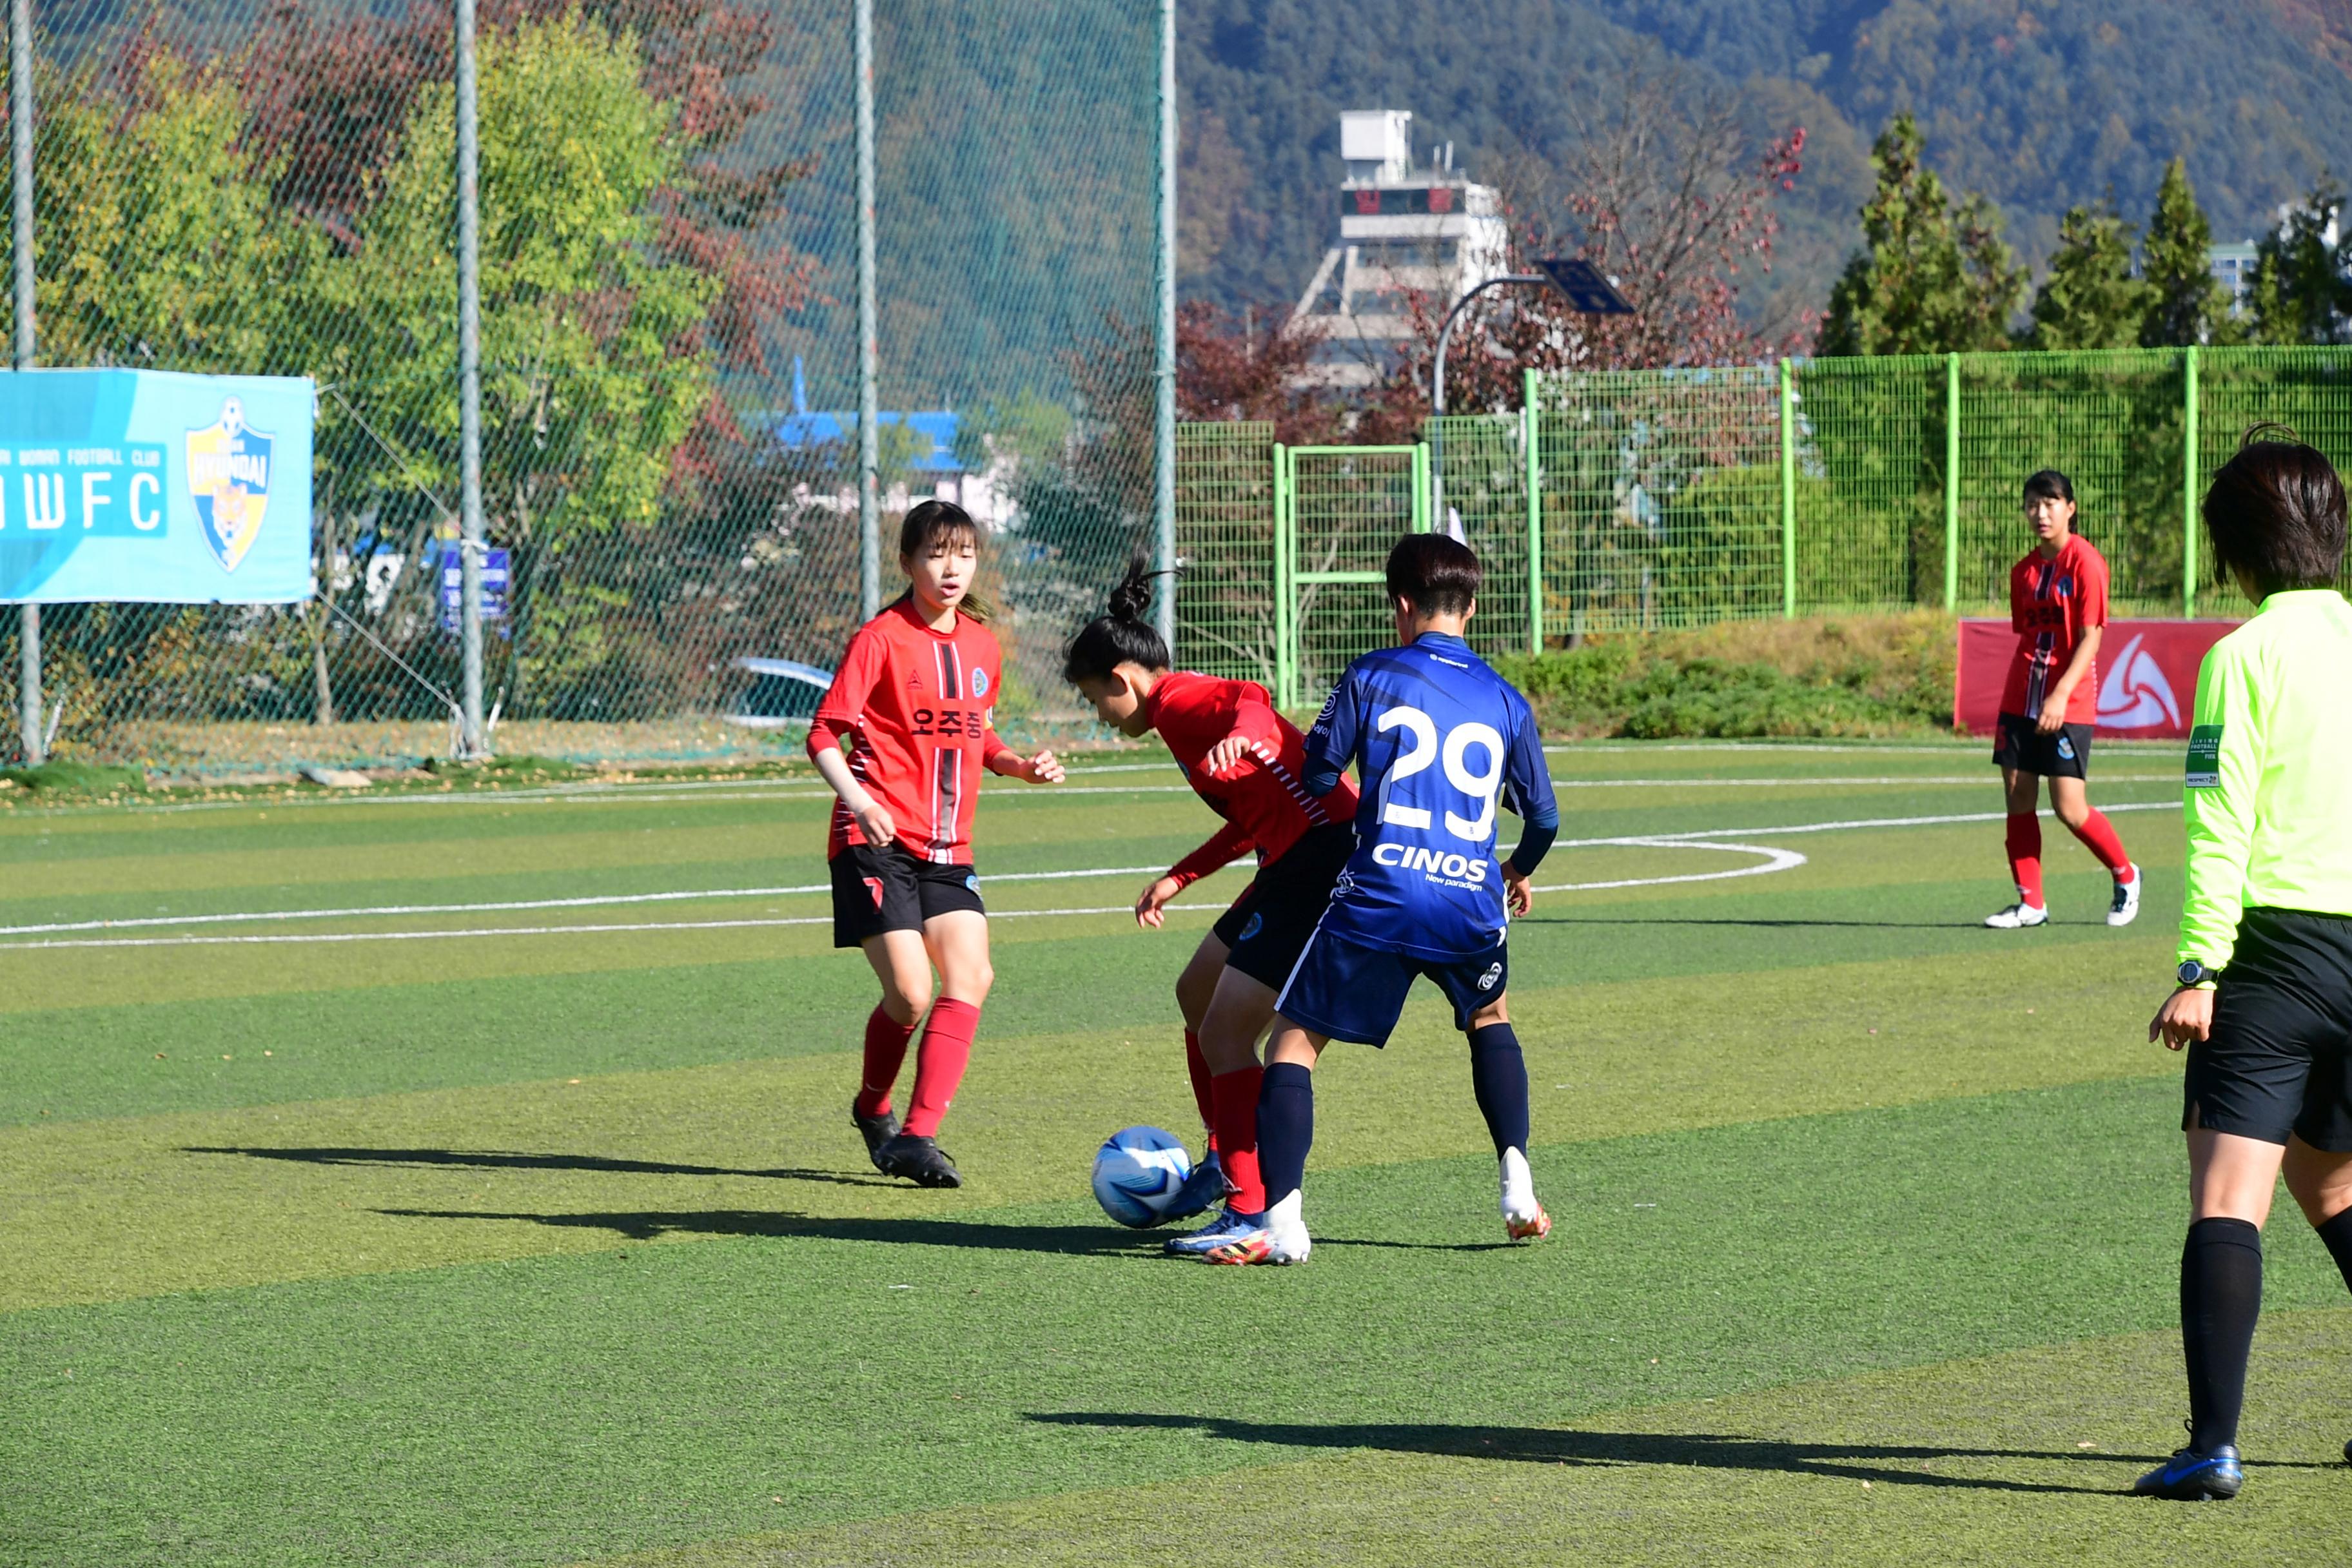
top-left (986, 740), bottom-right (1064, 784)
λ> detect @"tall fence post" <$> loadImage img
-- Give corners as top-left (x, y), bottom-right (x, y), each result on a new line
top-left (1523, 369), bottom-right (1542, 654)
top-left (2184, 345), bottom-right (2200, 618)
top-left (1778, 358), bottom-right (1796, 620)
top-left (10, 0), bottom-right (41, 765)
top-left (854, 0), bottom-right (879, 622)
top-left (454, 0), bottom-right (486, 756)
top-left (1271, 442), bottom-right (1292, 709)
top-left (1152, 0), bottom-right (1177, 657)
top-left (1411, 443), bottom-right (1430, 533)
top-left (1943, 352), bottom-right (1961, 612)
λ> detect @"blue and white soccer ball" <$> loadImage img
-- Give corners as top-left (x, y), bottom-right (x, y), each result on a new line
top-left (1090, 1125), bottom-right (1195, 1229)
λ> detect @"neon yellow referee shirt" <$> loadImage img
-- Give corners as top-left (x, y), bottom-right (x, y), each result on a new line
top-left (2181, 588), bottom-right (2352, 970)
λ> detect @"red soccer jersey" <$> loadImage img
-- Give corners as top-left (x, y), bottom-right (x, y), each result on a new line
top-left (809, 601), bottom-right (1008, 864)
top-left (2003, 534), bottom-right (2110, 724)
top-left (1148, 671), bottom-right (1360, 887)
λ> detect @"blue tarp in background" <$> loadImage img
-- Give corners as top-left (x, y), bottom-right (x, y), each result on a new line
top-left (0, 369), bottom-right (314, 603)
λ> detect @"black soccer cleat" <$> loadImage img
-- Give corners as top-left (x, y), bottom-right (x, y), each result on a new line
top-left (851, 1102), bottom-right (901, 1170)
top-left (872, 1132), bottom-right (962, 1188)
top-left (2132, 1443), bottom-right (2242, 1500)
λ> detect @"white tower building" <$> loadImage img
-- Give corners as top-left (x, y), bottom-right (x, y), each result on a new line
top-left (1289, 110), bottom-right (1511, 387)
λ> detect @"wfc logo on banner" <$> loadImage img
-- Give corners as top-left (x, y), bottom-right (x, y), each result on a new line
top-left (1954, 619), bottom-right (2240, 740)
top-left (0, 369), bottom-right (311, 604)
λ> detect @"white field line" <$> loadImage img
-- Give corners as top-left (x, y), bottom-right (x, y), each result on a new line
top-left (0, 862), bottom-right (1186, 938)
top-left (0, 801), bottom-right (2184, 954)
top-left (0, 841), bottom-right (1802, 952)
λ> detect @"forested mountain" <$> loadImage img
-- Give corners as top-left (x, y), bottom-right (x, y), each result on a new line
top-left (1178, 1), bottom-right (2352, 328)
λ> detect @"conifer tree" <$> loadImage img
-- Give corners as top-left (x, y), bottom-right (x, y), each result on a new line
top-left (2029, 204), bottom-right (2151, 349)
top-left (1819, 114), bottom-right (2026, 355)
top-left (2249, 177), bottom-right (2352, 345)
top-left (2139, 157), bottom-right (2238, 347)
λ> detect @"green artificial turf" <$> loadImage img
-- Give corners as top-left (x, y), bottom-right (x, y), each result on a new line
top-left (10, 740), bottom-right (2341, 1568)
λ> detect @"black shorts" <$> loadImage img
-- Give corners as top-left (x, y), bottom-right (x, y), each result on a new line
top-left (1992, 712), bottom-right (2092, 779)
top-left (1208, 823), bottom-right (1355, 990)
top-left (829, 841), bottom-right (986, 949)
top-left (2184, 907), bottom-right (2352, 1150)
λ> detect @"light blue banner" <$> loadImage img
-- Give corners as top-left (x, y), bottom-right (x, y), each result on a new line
top-left (0, 369), bottom-right (314, 603)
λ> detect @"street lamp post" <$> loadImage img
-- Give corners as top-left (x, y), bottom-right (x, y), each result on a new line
top-left (1429, 273), bottom-right (1546, 537)
top-left (1428, 256), bottom-right (1632, 538)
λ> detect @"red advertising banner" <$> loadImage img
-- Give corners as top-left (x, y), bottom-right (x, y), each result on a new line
top-left (1954, 618), bottom-right (2242, 739)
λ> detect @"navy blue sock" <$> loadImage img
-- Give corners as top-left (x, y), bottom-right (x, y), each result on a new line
top-left (1467, 1023), bottom-right (1529, 1157)
top-left (1255, 1062), bottom-right (1315, 1211)
top-left (2181, 1216), bottom-right (2262, 1453)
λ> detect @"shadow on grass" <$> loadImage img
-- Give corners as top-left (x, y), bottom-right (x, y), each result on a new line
top-left (376, 1205), bottom-right (1147, 1255)
top-left (184, 1146), bottom-right (895, 1188)
top-left (1026, 1411), bottom-right (2161, 1494)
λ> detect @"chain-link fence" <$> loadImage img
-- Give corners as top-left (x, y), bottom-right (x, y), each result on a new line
top-left (1177, 346), bottom-right (2352, 699)
top-left (4, 0), bottom-right (1158, 773)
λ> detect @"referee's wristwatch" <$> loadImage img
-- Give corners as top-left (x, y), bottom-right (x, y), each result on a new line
top-left (2177, 959), bottom-right (2221, 990)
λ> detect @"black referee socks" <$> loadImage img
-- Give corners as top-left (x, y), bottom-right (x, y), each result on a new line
top-left (1467, 1023), bottom-right (1530, 1158)
top-left (2315, 1205), bottom-right (2352, 1294)
top-left (2181, 1216), bottom-right (2264, 1453)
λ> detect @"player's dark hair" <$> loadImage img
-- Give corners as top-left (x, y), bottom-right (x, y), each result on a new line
top-left (2202, 425), bottom-right (2347, 598)
top-left (1385, 531), bottom-right (1481, 616)
top-left (893, 498), bottom-right (992, 623)
top-left (1062, 556), bottom-right (1175, 683)
top-left (2022, 469), bottom-right (2075, 507)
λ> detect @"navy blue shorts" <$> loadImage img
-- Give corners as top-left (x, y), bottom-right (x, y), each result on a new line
top-left (1275, 921), bottom-right (1508, 1046)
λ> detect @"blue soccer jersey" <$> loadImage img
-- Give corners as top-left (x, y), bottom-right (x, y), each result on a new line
top-left (1302, 632), bottom-right (1559, 959)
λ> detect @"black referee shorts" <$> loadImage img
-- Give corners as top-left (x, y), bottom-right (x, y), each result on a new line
top-left (2185, 906), bottom-right (2352, 1150)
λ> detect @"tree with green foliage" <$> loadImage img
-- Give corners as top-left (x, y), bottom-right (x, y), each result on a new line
top-left (2248, 178), bottom-right (2352, 346)
top-left (2028, 204), bottom-right (2151, 350)
top-left (19, 55), bottom-right (329, 373)
top-left (1818, 114), bottom-right (2026, 356)
top-left (331, 13), bottom-right (716, 545)
top-left (2139, 158), bottom-right (2239, 348)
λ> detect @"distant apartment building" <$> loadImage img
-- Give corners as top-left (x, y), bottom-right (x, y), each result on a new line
top-left (2208, 240), bottom-right (2259, 315)
top-left (1289, 110), bottom-right (1510, 388)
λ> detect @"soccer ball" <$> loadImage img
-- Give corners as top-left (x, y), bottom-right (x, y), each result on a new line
top-left (1090, 1126), bottom-right (1194, 1229)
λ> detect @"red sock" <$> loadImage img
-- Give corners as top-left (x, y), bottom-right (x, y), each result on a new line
top-left (2005, 812), bottom-right (2045, 907)
top-left (855, 1005), bottom-right (917, 1117)
top-left (904, 997), bottom-right (979, 1138)
top-left (1183, 1030), bottom-right (1217, 1146)
top-left (2069, 808), bottom-right (2133, 878)
top-left (1210, 1064), bottom-right (1266, 1214)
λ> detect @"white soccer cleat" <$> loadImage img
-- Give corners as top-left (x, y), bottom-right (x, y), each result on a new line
top-left (1984, 901), bottom-right (2050, 930)
top-left (1500, 1147), bottom-right (1551, 1242)
top-left (2108, 866), bottom-right (2142, 928)
top-left (1206, 1190), bottom-right (1311, 1266)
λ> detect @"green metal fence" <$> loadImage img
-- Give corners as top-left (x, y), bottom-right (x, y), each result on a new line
top-left (1177, 346), bottom-right (2352, 705)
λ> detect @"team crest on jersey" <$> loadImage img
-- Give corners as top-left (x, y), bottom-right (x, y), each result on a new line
top-left (185, 398), bottom-right (274, 573)
top-left (971, 668), bottom-right (989, 698)
top-left (1476, 962), bottom-right (1502, 992)
top-left (2055, 735), bottom-right (2076, 761)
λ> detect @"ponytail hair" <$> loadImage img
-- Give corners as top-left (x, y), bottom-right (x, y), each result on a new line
top-left (892, 498), bottom-right (993, 623)
top-left (1063, 556), bottom-right (1175, 683)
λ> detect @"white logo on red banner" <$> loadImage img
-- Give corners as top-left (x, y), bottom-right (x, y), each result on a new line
top-left (2095, 633), bottom-right (2182, 730)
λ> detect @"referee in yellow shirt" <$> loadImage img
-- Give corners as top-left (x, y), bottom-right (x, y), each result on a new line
top-left (2142, 429), bottom-right (2352, 1500)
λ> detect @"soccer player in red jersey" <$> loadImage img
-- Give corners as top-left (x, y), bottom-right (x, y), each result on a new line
top-left (1064, 560), bottom-right (1360, 1256)
top-left (1986, 469), bottom-right (2141, 929)
top-left (809, 501), bottom-right (1064, 1188)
